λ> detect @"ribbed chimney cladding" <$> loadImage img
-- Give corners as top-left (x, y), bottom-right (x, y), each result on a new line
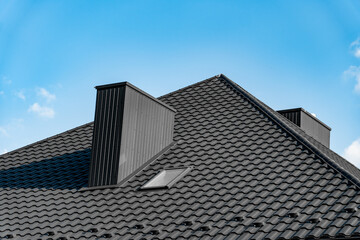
top-left (89, 82), bottom-right (176, 188)
top-left (277, 108), bottom-right (331, 148)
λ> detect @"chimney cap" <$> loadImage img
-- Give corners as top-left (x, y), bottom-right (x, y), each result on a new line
top-left (277, 107), bottom-right (331, 131)
top-left (95, 81), bottom-right (176, 113)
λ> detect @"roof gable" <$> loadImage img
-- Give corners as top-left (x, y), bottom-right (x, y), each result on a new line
top-left (0, 75), bottom-right (360, 239)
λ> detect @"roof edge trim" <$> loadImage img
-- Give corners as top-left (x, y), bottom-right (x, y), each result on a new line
top-left (217, 74), bottom-right (360, 188)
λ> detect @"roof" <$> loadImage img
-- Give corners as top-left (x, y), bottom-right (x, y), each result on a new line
top-left (1, 75), bottom-right (360, 239)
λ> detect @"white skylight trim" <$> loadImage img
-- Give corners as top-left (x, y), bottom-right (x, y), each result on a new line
top-left (140, 168), bottom-right (191, 190)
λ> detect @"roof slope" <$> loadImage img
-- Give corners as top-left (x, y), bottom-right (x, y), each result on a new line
top-left (219, 75), bottom-right (360, 186)
top-left (1, 75), bottom-right (360, 239)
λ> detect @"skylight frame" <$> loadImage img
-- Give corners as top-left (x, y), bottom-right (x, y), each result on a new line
top-left (140, 167), bottom-right (191, 190)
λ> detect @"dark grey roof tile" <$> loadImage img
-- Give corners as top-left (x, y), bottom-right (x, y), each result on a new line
top-left (322, 225), bottom-right (340, 237)
top-left (307, 228), bottom-right (324, 238)
top-left (1, 76), bottom-right (360, 239)
top-left (338, 224), bottom-right (356, 237)
top-left (265, 230), bottom-right (282, 240)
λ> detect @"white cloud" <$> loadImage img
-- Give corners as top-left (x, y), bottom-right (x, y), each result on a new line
top-left (37, 88), bottom-right (56, 102)
top-left (343, 65), bottom-right (360, 93)
top-left (28, 103), bottom-right (55, 118)
top-left (14, 90), bottom-right (25, 100)
top-left (0, 127), bottom-right (8, 136)
top-left (355, 49), bottom-right (360, 58)
top-left (350, 38), bottom-right (360, 58)
top-left (344, 138), bottom-right (360, 167)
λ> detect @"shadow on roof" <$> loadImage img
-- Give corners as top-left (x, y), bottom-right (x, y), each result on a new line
top-left (0, 149), bottom-right (90, 190)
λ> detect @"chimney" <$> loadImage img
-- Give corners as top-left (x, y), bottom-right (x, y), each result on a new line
top-left (277, 108), bottom-right (331, 148)
top-left (89, 82), bottom-right (176, 188)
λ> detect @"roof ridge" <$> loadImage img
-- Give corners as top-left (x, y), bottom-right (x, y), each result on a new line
top-left (0, 122), bottom-right (93, 158)
top-left (158, 75), bottom-right (220, 99)
top-left (217, 74), bottom-right (360, 189)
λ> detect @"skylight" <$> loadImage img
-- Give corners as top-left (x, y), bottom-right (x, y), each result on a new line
top-left (140, 168), bottom-right (191, 190)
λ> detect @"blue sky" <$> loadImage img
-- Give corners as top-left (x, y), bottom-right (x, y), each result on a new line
top-left (1, 1), bottom-right (360, 165)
